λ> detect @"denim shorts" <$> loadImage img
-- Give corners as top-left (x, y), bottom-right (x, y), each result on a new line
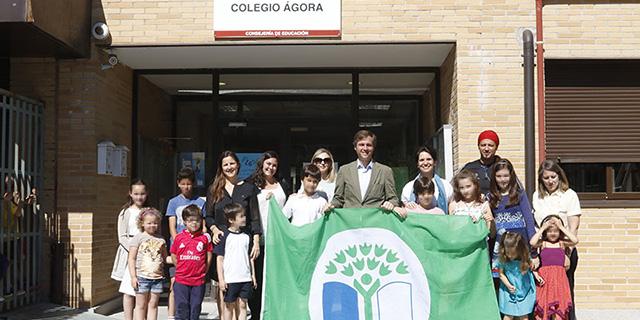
top-left (137, 277), bottom-right (164, 294)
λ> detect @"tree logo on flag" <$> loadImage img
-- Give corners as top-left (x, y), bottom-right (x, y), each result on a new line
top-left (324, 243), bottom-right (409, 320)
top-left (309, 228), bottom-right (430, 320)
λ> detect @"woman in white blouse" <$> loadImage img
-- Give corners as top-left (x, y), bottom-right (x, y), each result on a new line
top-left (251, 151), bottom-right (289, 238)
top-left (532, 159), bottom-right (581, 320)
top-left (248, 150), bottom-right (290, 320)
top-left (401, 145), bottom-right (453, 212)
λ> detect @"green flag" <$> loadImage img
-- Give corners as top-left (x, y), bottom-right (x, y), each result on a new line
top-left (263, 199), bottom-right (500, 320)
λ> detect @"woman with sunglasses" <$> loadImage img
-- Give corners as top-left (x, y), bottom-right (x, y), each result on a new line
top-left (299, 148), bottom-right (337, 202)
top-left (401, 145), bottom-right (453, 213)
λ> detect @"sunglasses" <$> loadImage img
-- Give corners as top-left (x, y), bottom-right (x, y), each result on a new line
top-left (313, 157), bottom-right (332, 164)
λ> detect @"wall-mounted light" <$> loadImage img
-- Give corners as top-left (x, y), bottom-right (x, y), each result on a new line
top-left (359, 104), bottom-right (391, 111)
top-left (359, 122), bottom-right (383, 128)
top-left (221, 105), bottom-right (238, 112)
top-left (178, 89), bottom-right (212, 94)
top-left (228, 122), bottom-right (247, 127)
top-left (177, 82), bottom-right (225, 94)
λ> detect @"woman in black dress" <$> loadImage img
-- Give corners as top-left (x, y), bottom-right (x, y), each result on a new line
top-left (206, 151), bottom-right (262, 318)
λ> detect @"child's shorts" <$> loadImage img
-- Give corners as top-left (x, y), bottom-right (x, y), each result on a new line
top-left (137, 277), bottom-right (163, 294)
top-left (224, 281), bottom-right (252, 302)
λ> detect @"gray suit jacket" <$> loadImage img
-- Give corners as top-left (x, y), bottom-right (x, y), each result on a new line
top-left (331, 160), bottom-right (399, 208)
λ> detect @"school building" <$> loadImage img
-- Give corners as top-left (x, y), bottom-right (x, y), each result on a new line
top-left (1, 0), bottom-right (639, 314)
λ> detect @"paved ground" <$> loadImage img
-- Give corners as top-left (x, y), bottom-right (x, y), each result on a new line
top-left (108, 296), bottom-right (219, 320)
top-left (1, 301), bottom-right (638, 319)
top-left (0, 285), bottom-right (221, 320)
top-left (0, 298), bottom-right (219, 320)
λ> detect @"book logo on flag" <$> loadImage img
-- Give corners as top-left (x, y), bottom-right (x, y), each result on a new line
top-left (308, 228), bottom-right (430, 320)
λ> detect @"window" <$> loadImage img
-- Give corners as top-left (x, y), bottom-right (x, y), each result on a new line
top-left (613, 163), bottom-right (640, 193)
top-left (545, 60), bottom-right (640, 202)
top-left (561, 163), bottom-right (640, 200)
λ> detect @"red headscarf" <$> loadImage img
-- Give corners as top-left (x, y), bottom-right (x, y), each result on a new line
top-left (477, 130), bottom-right (499, 146)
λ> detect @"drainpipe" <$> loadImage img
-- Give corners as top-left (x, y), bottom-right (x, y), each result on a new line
top-left (535, 0), bottom-right (546, 161)
top-left (523, 30), bottom-right (536, 200)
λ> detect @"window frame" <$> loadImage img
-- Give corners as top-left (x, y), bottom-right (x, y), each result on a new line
top-left (577, 165), bottom-right (640, 206)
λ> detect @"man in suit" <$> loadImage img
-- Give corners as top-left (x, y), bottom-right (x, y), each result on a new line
top-left (328, 130), bottom-right (399, 210)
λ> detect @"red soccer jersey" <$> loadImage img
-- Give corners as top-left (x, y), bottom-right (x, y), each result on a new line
top-left (170, 230), bottom-right (213, 286)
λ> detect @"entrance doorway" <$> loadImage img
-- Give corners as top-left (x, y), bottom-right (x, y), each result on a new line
top-left (121, 42), bottom-right (454, 205)
top-left (164, 71), bottom-right (433, 192)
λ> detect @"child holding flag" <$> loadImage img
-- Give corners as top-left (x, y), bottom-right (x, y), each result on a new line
top-left (449, 169), bottom-right (496, 237)
top-left (394, 176), bottom-right (446, 217)
top-left (282, 164), bottom-right (327, 226)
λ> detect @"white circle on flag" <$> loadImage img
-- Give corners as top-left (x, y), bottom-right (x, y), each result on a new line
top-left (309, 228), bottom-right (430, 320)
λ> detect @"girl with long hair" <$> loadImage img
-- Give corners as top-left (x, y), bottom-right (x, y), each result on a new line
top-left (488, 159), bottom-right (536, 282)
top-left (111, 179), bottom-right (149, 320)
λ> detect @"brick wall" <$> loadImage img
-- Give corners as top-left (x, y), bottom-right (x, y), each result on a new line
top-left (439, 47), bottom-right (458, 171)
top-left (421, 81), bottom-right (436, 139)
top-left (138, 76), bottom-right (172, 140)
top-left (577, 208), bottom-right (640, 309)
top-left (11, 46), bottom-right (133, 307)
top-left (91, 52), bottom-right (133, 304)
top-left (101, 0), bottom-right (215, 44)
top-left (57, 47), bottom-right (132, 306)
top-left (543, 2), bottom-right (640, 58)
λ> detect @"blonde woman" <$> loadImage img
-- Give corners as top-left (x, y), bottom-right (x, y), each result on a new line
top-left (299, 148), bottom-right (337, 202)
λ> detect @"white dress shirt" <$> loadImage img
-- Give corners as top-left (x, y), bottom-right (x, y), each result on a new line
top-left (282, 192), bottom-right (327, 226)
top-left (357, 160), bottom-right (374, 200)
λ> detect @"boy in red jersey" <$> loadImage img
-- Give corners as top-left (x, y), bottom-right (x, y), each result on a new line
top-left (170, 204), bottom-right (213, 320)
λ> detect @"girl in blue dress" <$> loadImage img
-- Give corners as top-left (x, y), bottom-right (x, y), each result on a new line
top-left (496, 231), bottom-right (538, 319)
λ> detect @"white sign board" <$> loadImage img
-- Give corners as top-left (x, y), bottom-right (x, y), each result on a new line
top-left (214, 0), bottom-right (341, 39)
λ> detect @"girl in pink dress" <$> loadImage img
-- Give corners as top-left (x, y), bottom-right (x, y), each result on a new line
top-left (530, 215), bottom-right (579, 320)
top-left (448, 170), bottom-right (495, 237)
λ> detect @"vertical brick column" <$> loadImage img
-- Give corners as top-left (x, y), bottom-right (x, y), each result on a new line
top-left (65, 212), bottom-right (94, 308)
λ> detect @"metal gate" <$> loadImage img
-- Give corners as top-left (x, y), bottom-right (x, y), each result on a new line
top-left (0, 88), bottom-right (44, 311)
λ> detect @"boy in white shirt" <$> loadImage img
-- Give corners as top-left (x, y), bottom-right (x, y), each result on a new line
top-left (215, 203), bottom-right (256, 320)
top-left (282, 164), bottom-right (328, 226)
